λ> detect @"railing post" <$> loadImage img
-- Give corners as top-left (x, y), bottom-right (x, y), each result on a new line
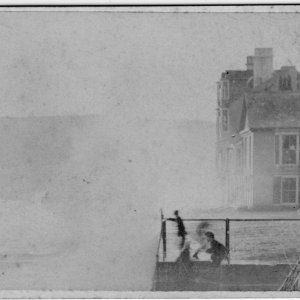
top-left (161, 209), bottom-right (167, 262)
top-left (225, 218), bottom-right (230, 264)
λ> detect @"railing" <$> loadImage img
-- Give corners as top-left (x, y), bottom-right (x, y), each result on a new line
top-left (157, 213), bottom-right (300, 265)
top-left (279, 259), bottom-right (300, 291)
top-left (159, 217), bottom-right (230, 263)
top-left (155, 209), bottom-right (165, 263)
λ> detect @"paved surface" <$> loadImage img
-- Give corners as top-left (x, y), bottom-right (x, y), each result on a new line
top-left (153, 261), bottom-right (291, 291)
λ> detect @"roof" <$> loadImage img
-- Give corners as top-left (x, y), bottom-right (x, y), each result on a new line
top-left (245, 92), bottom-right (300, 129)
top-left (229, 92), bottom-right (300, 132)
top-left (227, 63), bottom-right (300, 132)
top-left (221, 69), bottom-right (253, 80)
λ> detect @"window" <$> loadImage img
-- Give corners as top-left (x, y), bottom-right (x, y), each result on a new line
top-left (275, 135), bottom-right (280, 164)
top-left (222, 81), bottom-right (229, 100)
top-left (217, 109), bottom-right (221, 139)
top-left (273, 176), bottom-right (298, 204)
top-left (222, 109), bottom-right (228, 131)
top-left (282, 178), bottom-right (296, 203)
top-left (279, 75), bottom-right (292, 91)
top-left (298, 177), bottom-right (300, 203)
top-left (249, 135), bottom-right (252, 168)
top-left (236, 148), bottom-right (242, 170)
top-left (217, 82), bottom-right (221, 106)
top-left (243, 138), bottom-right (247, 169)
top-left (275, 134), bottom-right (299, 165)
top-left (243, 134), bottom-right (253, 171)
top-left (282, 135), bottom-right (296, 164)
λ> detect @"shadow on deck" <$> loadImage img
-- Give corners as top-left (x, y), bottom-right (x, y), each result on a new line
top-left (153, 261), bottom-right (291, 291)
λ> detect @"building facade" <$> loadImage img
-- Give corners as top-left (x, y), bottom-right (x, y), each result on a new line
top-left (216, 48), bottom-right (300, 209)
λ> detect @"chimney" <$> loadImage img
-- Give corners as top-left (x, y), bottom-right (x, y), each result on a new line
top-left (246, 56), bottom-right (254, 70)
top-left (253, 48), bottom-right (273, 87)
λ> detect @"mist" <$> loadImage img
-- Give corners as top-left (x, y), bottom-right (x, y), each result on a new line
top-left (0, 115), bottom-right (221, 290)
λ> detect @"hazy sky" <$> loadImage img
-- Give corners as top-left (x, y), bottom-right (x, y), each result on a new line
top-left (1, 12), bottom-right (300, 121)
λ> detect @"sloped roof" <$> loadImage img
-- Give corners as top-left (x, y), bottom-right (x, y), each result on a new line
top-left (221, 69), bottom-right (253, 80)
top-left (229, 91), bottom-right (300, 133)
top-left (245, 92), bottom-right (300, 129)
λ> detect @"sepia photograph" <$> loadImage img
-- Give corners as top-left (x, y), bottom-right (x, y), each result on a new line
top-left (0, 4), bottom-right (299, 296)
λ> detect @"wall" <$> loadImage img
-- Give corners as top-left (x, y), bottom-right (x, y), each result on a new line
top-left (252, 130), bottom-right (275, 206)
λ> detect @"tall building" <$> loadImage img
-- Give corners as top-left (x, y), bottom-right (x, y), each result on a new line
top-left (216, 48), bottom-right (300, 209)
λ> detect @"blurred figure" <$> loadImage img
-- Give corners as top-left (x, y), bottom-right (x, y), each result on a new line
top-left (167, 210), bottom-right (187, 248)
top-left (193, 221), bottom-right (210, 259)
top-left (196, 221), bottom-right (210, 236)
top-left (175, 235), bottom-right (193, 288)
top-left (205, 231), bottom-right (228, 266)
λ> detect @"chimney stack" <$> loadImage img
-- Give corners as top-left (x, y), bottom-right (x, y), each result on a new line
top-left (253, 48), bottom-right (273, 88)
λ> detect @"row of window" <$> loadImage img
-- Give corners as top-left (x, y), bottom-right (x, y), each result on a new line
top-left (217, 75), bottom-right (292, 106)
top-left (219, 132), bottom-right (300, 172)
top-left (219, 133), bottom-right (300, 166)
top-left (273, 176), bottom-right (300, 204)
top-left (217, 75), bottom-right (293, 102)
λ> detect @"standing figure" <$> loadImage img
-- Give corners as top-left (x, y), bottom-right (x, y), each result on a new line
top-left (168, 210), bottom-right (187, 248)
top-left (204, 231), bottom-right (228, 266)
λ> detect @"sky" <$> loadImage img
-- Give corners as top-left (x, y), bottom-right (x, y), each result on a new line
top-left (0, 11), bottom-right (300, 121)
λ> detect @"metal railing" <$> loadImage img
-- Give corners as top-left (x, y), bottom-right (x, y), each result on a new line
top-left (156, 212), bottom-right (300, 265)
top-left (279, 259), bottom-right (300, 291)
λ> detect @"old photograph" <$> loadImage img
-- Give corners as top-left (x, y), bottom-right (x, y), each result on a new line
top-left (0, 5), bottom-right (299, 296)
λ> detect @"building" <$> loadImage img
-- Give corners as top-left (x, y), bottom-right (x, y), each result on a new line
top-left (216, 48), bottom-right (300, 209)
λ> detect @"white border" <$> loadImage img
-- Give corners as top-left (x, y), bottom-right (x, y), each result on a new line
top-left (0, 5), bottom-right (300, 13)
top-left (0, 4), bottom-right (298, 299)
top-left (0, 0), bottom-right (299, 6)
top-left (0, 290), bottom-right (299, 298)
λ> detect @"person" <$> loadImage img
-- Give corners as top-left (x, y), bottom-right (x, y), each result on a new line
top-left (167, 210), bottom-right (187, 248)
top-left (174, 236), bottom-right (194, 290)
top-left (192, 221), bottom-right (210, 259)
top-left (204, 231), bottom-right (228, 266)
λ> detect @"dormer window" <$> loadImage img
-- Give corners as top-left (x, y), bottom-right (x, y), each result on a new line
top-left (279, 75), bottom-right (292, 91)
